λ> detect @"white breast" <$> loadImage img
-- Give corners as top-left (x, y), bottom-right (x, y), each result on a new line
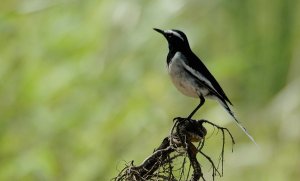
top-left (168, 52), bottom-right (205, 98)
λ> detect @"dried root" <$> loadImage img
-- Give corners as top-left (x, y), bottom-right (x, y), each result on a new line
top-left (113, 118), bottom-right (234, 181)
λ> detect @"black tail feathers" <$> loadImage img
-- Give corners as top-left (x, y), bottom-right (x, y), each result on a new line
top-left (218, 99), bottom-right (258, 146)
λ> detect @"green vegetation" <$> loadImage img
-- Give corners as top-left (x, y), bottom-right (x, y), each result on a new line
top-left (0, 0), bottom-right (299, 180)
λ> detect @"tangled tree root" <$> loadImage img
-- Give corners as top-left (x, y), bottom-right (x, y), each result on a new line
top-left (113, 118), bottom-right (235, 181)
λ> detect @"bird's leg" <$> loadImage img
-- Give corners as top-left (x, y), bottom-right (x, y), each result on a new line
top-left (187, 95), bottom-right (205, 120)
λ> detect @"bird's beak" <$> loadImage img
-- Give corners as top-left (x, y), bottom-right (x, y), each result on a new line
top-left (153, 28), bottom-right (165, 35)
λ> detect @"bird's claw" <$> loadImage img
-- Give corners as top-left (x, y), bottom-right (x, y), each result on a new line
top-left (173, 117), bottom-right (184, 122)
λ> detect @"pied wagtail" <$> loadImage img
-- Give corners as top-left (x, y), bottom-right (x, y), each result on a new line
top-left (154, 28), bottom-right (257, 145)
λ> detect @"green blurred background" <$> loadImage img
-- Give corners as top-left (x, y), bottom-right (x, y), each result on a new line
top-left (1, 0), bottom-right (300, 180)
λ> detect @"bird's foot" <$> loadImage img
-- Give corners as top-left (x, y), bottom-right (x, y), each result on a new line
top-left (173, 117), bottom-right (185, 122)
top-left (173, 116), bottom-right (194, 123)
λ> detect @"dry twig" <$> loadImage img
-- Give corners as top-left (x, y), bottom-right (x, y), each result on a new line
top-left (113, 118), bottom-right (234, 181)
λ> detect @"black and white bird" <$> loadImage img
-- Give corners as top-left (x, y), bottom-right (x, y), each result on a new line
top-left (154, 28), bottom-right (257, 145)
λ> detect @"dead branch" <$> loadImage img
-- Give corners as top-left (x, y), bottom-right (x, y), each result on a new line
top-left (113, 118), bottom-right (234, 181)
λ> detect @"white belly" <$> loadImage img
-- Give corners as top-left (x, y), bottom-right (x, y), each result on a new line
top-left (168, 52), bottom-right (209, 98)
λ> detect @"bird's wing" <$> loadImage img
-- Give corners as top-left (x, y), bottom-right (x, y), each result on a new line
top-left (184, 52), bottom-right (233, 105)
top-left (181, 61), bottom-right (224, 101)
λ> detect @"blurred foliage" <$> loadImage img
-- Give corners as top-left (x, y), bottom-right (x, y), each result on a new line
top-left (0, 0), bottom-right (300, 180)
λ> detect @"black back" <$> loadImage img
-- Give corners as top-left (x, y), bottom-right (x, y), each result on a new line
top-left (188, 51), bottom-right (233, 105)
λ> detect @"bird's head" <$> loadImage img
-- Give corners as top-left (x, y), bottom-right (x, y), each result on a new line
top-left (153, 28), bottom-right (190, 52)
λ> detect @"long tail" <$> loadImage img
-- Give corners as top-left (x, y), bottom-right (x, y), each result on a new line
top-left (218, 99), bottom-right (258, 146)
